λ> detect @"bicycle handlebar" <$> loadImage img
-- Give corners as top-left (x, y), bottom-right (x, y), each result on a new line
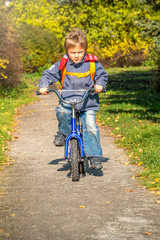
top-left (36, 88), bottom-right (95, 105)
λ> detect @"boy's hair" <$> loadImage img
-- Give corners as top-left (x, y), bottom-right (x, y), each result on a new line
top-left (64, 28), bottom-right (88, 52)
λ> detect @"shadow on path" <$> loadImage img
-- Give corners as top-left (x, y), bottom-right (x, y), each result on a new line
top-left (48, 157), bottom-right (109, 178)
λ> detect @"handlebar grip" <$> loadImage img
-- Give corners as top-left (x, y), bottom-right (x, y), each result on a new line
top-left (90, 88), bottom-right (95, 93)
top-left (101, 87), bottom-right (106, 93)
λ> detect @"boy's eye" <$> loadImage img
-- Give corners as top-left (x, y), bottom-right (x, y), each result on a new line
top-left (70, 51), bottom-right (84, 54)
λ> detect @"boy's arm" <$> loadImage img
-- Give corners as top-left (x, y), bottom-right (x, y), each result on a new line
top-left (94, 62), bottom-right (108, 93)
top-left (38, 62), bottom-right (60, 94)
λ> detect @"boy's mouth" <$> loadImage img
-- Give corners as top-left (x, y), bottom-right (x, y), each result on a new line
top-left (74, 58), bottom-right (80, 62)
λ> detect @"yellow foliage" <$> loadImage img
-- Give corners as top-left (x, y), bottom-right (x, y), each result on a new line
top-left (0, 58), bottom-right (9, 79)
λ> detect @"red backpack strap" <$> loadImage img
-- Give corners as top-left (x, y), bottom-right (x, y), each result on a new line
top-left (59, 55), bottom-right (68, 89)
top-left (85, 54), bottom-right (98, 62)
top-left (59, 54), bottom-right (68, 70)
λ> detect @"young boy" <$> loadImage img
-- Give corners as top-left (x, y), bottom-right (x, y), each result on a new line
top-left (38, 28), bottom-right (108, 169)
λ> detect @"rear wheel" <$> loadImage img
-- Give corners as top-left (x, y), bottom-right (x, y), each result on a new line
top-left (70, 139), bottom-right (79, 181)
top-left (79, 158), bottom-right (86, 174)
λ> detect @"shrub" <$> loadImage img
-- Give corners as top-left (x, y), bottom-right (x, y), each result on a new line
top-left (18, 24), bottom-right (61, 73)
top-left (0, 7), bottom-right (22, 88)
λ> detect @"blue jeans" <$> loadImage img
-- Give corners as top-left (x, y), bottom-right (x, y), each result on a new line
top-left (56, 103), bottom-right (102, 157)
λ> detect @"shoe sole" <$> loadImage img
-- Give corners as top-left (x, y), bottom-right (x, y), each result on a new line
top-left (53, 141), bottom-right (65, 146)
top-left (92, 164), bottom-right (103, 170)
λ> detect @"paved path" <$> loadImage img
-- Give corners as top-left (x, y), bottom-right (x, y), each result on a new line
top-left (0, 93), bottom-right (160, 240)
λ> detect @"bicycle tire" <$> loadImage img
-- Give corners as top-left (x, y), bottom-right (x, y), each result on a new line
top-left (70, 138), bottom-right (79, 181)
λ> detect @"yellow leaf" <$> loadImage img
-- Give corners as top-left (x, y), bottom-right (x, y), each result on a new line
top-left (155, 178), bottom-right (160, 182)
top-left (79, 205), bottom-right (85, 208)
top-left (10, 213), bottom-right (15, 217)
top-left (5, 233), bottom-right (11, 237)
top-left (154, 191), bottom-right (160, 196)
top-left (138, 162), bottom-right (143, 166)
top-left (105, 201), bottom-right (111, 204)
top-left (109, 133), bottom-right (114, 136)
top-left (125, 189), bottom-right (136, 192)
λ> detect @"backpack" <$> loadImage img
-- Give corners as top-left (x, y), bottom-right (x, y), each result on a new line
top-left (58, 54), bottom-right (98, 89)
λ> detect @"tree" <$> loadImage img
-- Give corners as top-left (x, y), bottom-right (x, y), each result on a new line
top-left (10, 0), bottom-right (155, 70)
top-left (137, 0), bottom-right (160, 92)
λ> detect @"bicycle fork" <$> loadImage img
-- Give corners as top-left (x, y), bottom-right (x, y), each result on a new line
top-left (64, 104), bottom-right (85, 159)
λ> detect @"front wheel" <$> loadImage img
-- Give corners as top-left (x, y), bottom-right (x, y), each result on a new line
top-left (70, 138), bottom-right (79, 181)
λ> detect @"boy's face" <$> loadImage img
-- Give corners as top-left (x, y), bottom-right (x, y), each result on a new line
top-left (67, 44), bottom-right (85, 64)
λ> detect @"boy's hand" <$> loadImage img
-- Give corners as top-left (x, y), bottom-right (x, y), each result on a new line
top-left (94, 85), bottom-right (103, 93)
top-left (39, 87), bottom-right (48, 95)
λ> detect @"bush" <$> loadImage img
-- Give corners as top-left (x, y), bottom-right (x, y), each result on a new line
top-left (0, 7), bottom-right (22, 88)
top-left (100, 48), bottom-right (148, 68)
top-left (18, 24), bottom-right (61, 73)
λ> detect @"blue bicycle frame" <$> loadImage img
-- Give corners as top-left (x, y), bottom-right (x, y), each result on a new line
top-left (36, 88), bottom-right (94, 160)
top-left (64, 105), bottom-right (85, 159)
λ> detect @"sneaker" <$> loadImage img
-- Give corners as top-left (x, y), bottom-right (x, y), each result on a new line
top-left (53, 131), bottom-right (66, 146)
top-left (90, 157), bottom-right (103, 170)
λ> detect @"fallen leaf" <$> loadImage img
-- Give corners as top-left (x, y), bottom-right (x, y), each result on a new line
top-left (0, 229), bottom-right (3, 234)
top-left (138, 162), bottom-right (143, 166)
top-left (156, 200), bottom-right (160, 204)
top-left (145, 232), bottom-right (152, 235)
top-left (155, 178), bottom-right (160, 182)
top-left (79, 205), bottom-right (85, 208)
top-left (138, 149), bottom-right (143, 153)
top-left (125, 189), bottom-right (136, 192)
top-left (19, 198), bottom-right (26, 201)
top-left (5, 233), bottom-right (11, 237)
top-left (154, 191), bottom-right (160, 196)
top-left (105, 201), bottom-right (111, 204)
top-left (10, 213), bottom-right (15, 217)
top-left (14, 137), bottom-right (19, 139)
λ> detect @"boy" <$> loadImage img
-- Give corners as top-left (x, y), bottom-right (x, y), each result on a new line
top-left (38, 28), bottom-right (108, 169)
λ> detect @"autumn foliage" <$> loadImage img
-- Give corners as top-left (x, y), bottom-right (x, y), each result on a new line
top-left (10, 0), bottom-right (156, 71)
top-left (0, 7), bottom-right (22, 88)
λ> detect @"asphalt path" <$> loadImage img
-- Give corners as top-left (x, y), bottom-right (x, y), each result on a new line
top-left (0, 92), bottom-right (160, 240)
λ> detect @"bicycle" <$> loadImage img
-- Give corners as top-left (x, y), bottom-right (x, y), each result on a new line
top-left (36, 88), bottom-right (95, 181)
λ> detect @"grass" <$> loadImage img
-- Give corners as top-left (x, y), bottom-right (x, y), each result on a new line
top-left (98, 66), bottom-right (160, 192)
top-left (0, 74), bottom-right (39, 166)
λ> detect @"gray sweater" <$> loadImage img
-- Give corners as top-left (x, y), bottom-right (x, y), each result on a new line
top-left (38, 54), bottom-right (108, 111)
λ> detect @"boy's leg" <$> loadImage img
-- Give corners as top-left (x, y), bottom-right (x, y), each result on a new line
top-left (80, 110), bottom-right (103, 169)
top-left (54, 102), bottom-right (72, 146)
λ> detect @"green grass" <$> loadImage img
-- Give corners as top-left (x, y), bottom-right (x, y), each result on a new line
top-left (0, 74), bottom-right (39, 165)
top-left (98, 66), bottom-right (160, 191)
